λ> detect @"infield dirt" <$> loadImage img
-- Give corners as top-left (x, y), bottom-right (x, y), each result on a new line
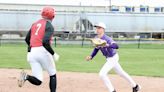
top-left (0, 69), bottom-right (164, 92)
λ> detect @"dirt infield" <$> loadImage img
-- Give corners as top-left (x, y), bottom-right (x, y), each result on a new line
top-left (0, 69), bottom-right (164, 92)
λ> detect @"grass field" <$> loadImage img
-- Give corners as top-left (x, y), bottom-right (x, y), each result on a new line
top-left (0, 44), bottom-right (164, 77)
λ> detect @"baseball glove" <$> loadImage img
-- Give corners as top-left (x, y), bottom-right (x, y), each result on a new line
top-left (90, 38), bottom-right (107, 47)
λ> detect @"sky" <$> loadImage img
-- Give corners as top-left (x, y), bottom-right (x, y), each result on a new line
top-left (0, 0), bottom-right (164, 7)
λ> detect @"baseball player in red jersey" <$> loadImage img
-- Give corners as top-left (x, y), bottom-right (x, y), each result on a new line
top-left (18, 6), bottom-right (57, 92)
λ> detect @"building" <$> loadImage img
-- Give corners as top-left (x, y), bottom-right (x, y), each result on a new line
top-left (0, 0), bottom-right (164, 39)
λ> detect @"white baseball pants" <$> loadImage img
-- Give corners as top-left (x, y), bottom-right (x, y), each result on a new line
top-left (99, 53), bottom-right (136, 92)
top-left (27, 46), bottom-right (56, 81)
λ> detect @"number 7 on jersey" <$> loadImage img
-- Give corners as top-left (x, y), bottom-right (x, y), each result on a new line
top-left (35, 23), bottom-right (42, 35)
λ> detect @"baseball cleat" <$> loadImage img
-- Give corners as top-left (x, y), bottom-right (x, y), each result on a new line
top-left (133, 84), bottom-right (141, 92)
top-left (18, 70), bottom-right (27, 87)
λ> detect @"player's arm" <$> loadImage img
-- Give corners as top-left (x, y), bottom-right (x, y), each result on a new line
top-left (106, 38), bottom-right (119, 49)
top-left (25, 29), bottom-right (31, 52)
top-left (86, 48), bottom-right (99, 61)
top-left (90, 48), bottom-right (99, 59)
top-left (42, 21), bottom-right (54, 55)
top-left (109, 43), bottom-right (119, 49)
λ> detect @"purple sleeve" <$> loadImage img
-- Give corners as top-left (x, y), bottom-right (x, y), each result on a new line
top-left (90, 48), bottom-right (99, 59)
top-left (109, 43), bottom-right (119, 49)
top-left (106, 37), bottom-right (119, 49)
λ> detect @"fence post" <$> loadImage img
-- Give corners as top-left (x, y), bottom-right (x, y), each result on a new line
top-left (81, 37), bottom-right (85, 47)
top-left (0, 37), bottom-right (2, 46)
top-left (54, 37), bottom-right (56, 47)
top-left (138, 38), bottom-right (141, 49)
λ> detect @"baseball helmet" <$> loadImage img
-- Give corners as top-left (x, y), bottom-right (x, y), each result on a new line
top-left (41, 6), bottom-right (55, 20)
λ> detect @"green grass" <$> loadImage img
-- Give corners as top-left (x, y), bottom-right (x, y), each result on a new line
top-left (0, 44), bottom-right (164, 77)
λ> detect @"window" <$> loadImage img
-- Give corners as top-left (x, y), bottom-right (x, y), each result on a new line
top-left (111, 6), bottom-right (119, 12)
top-left (154, 7), bottom-right (161, 12)
top-left (125, 7), bottom-right (135, 12)
top-left (140, 6), bottom-right (149, 12)
top-left (111, 8), bottom-right (119, 11)
top-left (140, 7), bottom-right (146, 12)
top-left (126, 7), bottom-right (131, 12)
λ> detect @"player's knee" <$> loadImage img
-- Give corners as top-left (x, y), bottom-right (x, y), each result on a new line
top-left (99, 72), bottom-right (106, 78)
top-left (116, 70), bottom-right (126, 77)
top-left (118, 72), bottom-right (124, 77)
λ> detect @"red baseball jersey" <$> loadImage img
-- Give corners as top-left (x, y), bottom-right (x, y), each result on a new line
top-left (30, 19), bottom-right (47, 47)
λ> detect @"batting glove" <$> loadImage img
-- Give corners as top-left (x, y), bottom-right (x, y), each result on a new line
top-left (53, 53), bottom-right (60, 62)
top-left (27, 52), bottom-right (31, 62)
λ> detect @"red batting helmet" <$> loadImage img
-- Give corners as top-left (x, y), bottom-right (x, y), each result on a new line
top-left (41, 6), bottom-right (55, 20)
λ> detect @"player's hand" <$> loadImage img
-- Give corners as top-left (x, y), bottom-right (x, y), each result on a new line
top-left (86, 56), bottom-right (92, 61)
top-left (27, 52), bottom-right (31, 62)
top-left (53, 53), bottom-right (60, 62)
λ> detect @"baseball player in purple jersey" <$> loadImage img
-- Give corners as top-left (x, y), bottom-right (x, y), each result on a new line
top-left (86, 22), bottom-right (141, 92)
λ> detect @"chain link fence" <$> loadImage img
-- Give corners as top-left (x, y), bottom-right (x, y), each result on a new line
top-left (0, 36), bottom-right (164, 49)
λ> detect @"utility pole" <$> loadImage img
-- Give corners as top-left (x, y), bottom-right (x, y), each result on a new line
top-left (109, 0), bottom-right (111, 11)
